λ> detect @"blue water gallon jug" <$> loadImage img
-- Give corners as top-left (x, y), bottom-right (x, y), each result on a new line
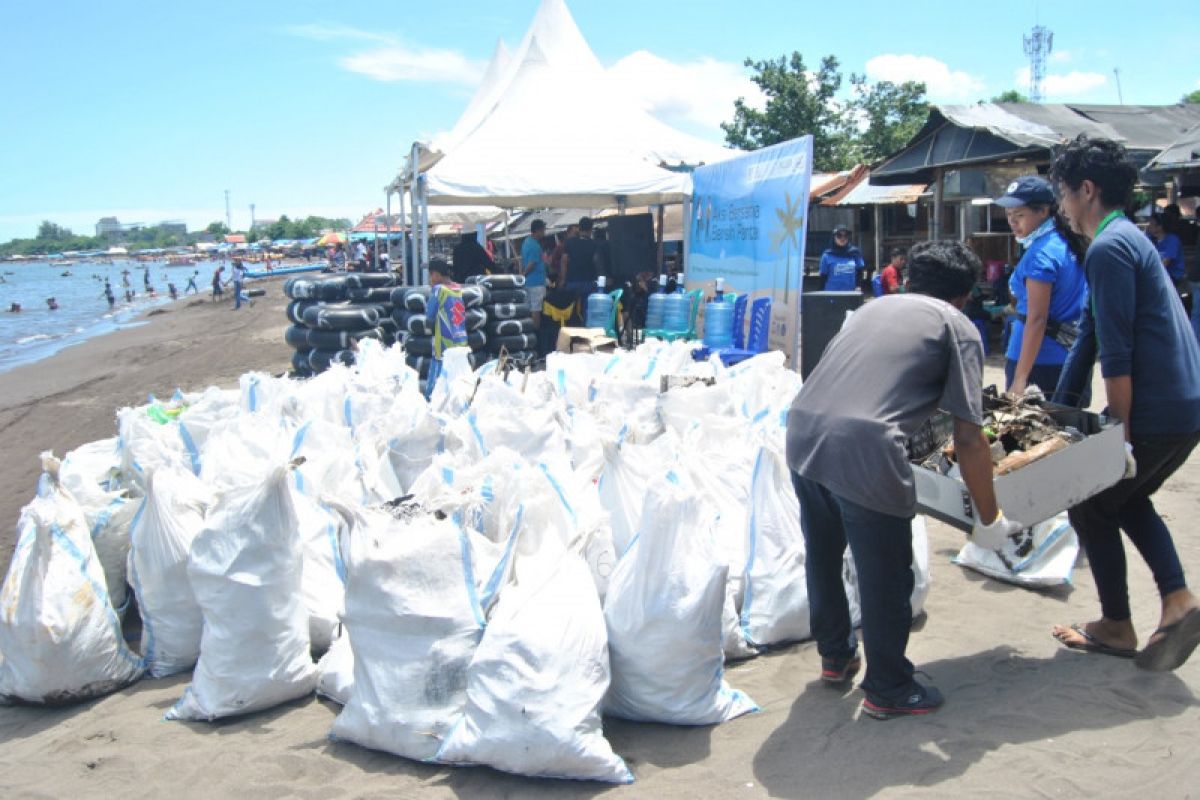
top-left (585, 277), bottom-right (613, 329)
top-left (662, 289), bottom-right (690, 333)
top-left (646, 282), bottom-right (667, 330)
top-left (703, 299), bottom-right (735, 348)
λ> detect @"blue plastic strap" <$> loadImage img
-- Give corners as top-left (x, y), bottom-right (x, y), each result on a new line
top-left (538, 463), bottom-right (575, 523)
top-left (466, 412), bottom-right (488, 456)
top-left (247, 376), bottom-right (259, 411)
top-left (479, 505), bottom-right (523, 612)
top-left (50, 523), bottom-right (145, 671)
top-left (456, 518), bottom-right (487, 628)
top-left (178, 424), bottom-right (201, 476)
top-left (290, 421), bottom-right (311, 458)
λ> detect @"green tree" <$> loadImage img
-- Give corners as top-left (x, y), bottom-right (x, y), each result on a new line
top-left (992, 89), bottom-right (1030, 103)
top-left (849, 75), bottom-right (928, 164)
top-left (1183, 89), bottom-right (1200, 104)
top-left (206, 221), bottom-right (230, 236)
top-left (37, 220), bottom-right (71, 241)
top-left (722, 53), bottom-right (851, 170)
top-left (722, 52), bottom-right (928, 170)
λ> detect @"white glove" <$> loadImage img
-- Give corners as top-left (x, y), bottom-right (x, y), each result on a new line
top-left (1123, 442), bottom-right (1137, 480)
top-left (1023, 384), bottom-right (1045, 402)
top-left (971, 510), bottom-right (1027, 551)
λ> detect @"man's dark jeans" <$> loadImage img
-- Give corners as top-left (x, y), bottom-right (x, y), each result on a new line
top-left (791, 472), bottom-right (917, 703)
top-left (1069, 431), bottom-right (1200, 621)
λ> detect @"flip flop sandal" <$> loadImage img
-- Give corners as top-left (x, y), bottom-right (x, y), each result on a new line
top-left (1135, 607), bottom-right (1200, 671)
top-left (1056, 623), bottom-right (1136, 659)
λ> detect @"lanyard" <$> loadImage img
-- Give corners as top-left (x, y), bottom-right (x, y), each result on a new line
top-left (1093, 210), bottom-right (1122, 239)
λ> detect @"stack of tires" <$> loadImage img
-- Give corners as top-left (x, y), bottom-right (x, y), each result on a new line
top-left (394, 285), bottom-right (490, 385)
top-left (283, 273), bottom-right (399, 376)
top-left (470, 274), bottom-right (538, 368)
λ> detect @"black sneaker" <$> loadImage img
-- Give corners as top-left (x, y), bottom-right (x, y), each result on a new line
top-left (820, 653), bottom-right (862, 684)
top-left (862, 682), bottom-right (944, 720)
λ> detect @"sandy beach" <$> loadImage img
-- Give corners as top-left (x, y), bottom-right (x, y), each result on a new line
top-left (1, 284), bottom-right (1198, 798)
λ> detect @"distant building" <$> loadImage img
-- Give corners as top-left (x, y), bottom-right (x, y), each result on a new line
top-left (96, 216), bottom-right (122, 238)
top-left (159, 220), bottom-right (187, 236)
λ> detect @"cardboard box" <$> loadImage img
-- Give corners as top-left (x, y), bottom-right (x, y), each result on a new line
top-left (912, 406), bottom-right (1126, 531)
top-left (556, 326), bottom-right (616, 354)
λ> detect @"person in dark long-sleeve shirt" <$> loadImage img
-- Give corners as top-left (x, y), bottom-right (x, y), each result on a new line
top-left (1049, 135), bottom-right (1200, 672)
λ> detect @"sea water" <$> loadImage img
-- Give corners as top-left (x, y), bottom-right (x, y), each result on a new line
top-left (0, 258), bottom-right (212, 374)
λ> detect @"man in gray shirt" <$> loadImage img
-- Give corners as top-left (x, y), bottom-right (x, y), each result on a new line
top-left (787, 240), bottom-right (1024, 720)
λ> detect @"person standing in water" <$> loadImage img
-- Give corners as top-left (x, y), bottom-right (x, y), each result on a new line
top-left (103, 281), bottom-right (115, 308)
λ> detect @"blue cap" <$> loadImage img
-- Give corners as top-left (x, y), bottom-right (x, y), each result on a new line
top-left (994, 175), bottom-right (1055, 208)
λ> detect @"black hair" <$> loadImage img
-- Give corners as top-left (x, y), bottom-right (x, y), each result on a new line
top-left (578, 216), bottom-right (594, 232)
top-left (428, 257), bottom-right (451, 276)
top-left (905, 240), bottom-right (980, 302)
top-left (889, 246), bottom-right (906, 258)
top-left (1026, 202), bottom-right (1089, 262)
top-left (1048, 135), bottom-right (1138, 211)
top-left (530, 218), bottom-right (546, 234)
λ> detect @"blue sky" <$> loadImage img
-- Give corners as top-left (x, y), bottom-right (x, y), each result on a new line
top-left (1, 0), bottom-right (1196, 242)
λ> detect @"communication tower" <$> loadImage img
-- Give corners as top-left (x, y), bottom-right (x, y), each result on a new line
top-left (1023, 25), bottom-right (1053, 103)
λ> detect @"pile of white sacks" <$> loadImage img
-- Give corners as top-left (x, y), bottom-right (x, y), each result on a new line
top-left (0, 338), bottom-right (932, 784)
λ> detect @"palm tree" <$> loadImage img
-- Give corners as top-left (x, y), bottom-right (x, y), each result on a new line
top-left (771, 192), bottom-right (805, 303)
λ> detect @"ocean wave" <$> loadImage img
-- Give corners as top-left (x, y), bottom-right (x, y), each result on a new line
top-left (16, 333), bottom-right (56, 345)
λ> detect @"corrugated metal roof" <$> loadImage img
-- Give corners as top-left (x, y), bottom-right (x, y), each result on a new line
top-left (830, 179), bottom-right (928, 206)
top-left (1144, 123), bottom-right (1200, 172)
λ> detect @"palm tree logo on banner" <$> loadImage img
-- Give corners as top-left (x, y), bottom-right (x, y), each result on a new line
top-left (772, 192), bottom-right (804, 303)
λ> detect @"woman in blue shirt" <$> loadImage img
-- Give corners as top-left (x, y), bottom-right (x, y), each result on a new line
top-left (818, 225), bottom-right (865, 292)
top-left (994, 176), bottom-right (1089, 396)
top-left (1146, 213), bottom-right (1184, 282)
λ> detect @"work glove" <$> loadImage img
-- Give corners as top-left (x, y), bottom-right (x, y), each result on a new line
top-left (971, 510), bottom-right (1027, 552)
top-left (1123, 442), bottom-right (1137, 480)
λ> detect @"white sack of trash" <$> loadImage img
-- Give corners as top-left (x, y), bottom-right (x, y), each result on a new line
top-left (0, 337), bottom-right (948, 783)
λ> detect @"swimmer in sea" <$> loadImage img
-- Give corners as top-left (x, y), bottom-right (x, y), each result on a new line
top-left (8, 302), bottom-right (19, 312)
top-left (46, 297), bottom-right (59, 310)
top-left (104, 281), bottom-right (116, 308)
top-left (168, 282), bottom-right (178, 300)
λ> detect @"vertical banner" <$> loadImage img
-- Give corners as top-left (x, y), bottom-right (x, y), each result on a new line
top-left (686, 136), bottom-right (813, 367)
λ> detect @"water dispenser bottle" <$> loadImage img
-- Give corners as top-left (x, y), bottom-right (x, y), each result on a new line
top-left (585, 276), bottom-right (613, 329)
top-left (645, 274), bottom-right (667, 330)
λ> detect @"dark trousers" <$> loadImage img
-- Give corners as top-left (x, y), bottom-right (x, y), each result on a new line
top-left (1069, 431), bottom-right (1200, 621)
top-left (1004, 359), bottom-right (1066, 396)
top-left (565, 281), bottom-right (592, 326)
top-left (791, 473), bottom-right (916, 702)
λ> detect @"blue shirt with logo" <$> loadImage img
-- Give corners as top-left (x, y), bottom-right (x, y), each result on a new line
top-left (819, 246), bottom-right (864, 292)
top-left (1148, 231), bottom-right (1184, 280)
top-left (1006, 218), bottom-right (1088, 365)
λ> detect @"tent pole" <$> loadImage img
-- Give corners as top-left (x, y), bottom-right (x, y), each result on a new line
top-left (385, 190), bottom-right (393, 274)
top-left (410, 143), bottom-right (421, 283)
top-left (931, 167), bottom-right (944, 240)
top-left (681, 196), bottom-right (691, 279)
top-left (420, 176), bottom-right (430, 281)
top-left (398, 185), bottom-right (409, 285)
top-left (503, 211), bottom-right (513, 271)
top-left (872, 204), bottom-right (882, 274)
top-left (656, 204), bottom-right (665, 274)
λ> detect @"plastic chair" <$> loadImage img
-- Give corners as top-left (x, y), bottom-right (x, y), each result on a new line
top-left (662, 289), bottom-right (704, 342)
top-left (605, 288), bottom-right (623, 339)
top-left (718, 297), bottom-right (772, 366)
top-left (871, 274), bottom-right (884, 298)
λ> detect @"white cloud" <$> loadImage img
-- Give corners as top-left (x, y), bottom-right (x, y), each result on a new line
top-left (1048, 49), bottom-right (1073, 65)
top-left (340, 47), bottom-right (484, 85)
top-left (863, 54), bottom-right (984, 100)
top-left (1014, 67), bottom-right (1108, 97)
top-left (607, 50), bottom-right (764, 130)
top-left (287, 22), bottom-right (483, 85)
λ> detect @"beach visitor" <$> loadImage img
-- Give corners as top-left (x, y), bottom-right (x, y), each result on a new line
top-left (1048, 135), bottom-right (1200, 670)
top-left (211, 265), bottom-right (225, 301)
top-left (550, 224), bottom-right (578, 283)
top-left (46, 297), bottom-right (59, 310)
top-left (425, 258), bottom-right (468, 400)
top-left (1146, 213), bottom-right (1185, 305)
top-left (522, 219), bottom-right (548, 329)
top-left (7, 302), bottom-right (19, 312)
top-left (168, 282), bottom-right (179, 301)
top-left (562, 216), bottom-right (601, 325)
top-left (104, 281), bottom-right (116, 308)
top-left (878, 247), bottom-right (907, 295)
top-left (451, 231), bottom-right (494, 283)
top-left (124, 290), bottom-right (134, 303)
top-left (185, 270), bottom-right (199, 294)
top-left (818, 225), bottom-right (865, 292)
top-left (993, 176), bottom-right (1089, 397)
top-left (787, 239), bottom-right (1027, 720)
top-left (231, 260), bottom-right (251, 309)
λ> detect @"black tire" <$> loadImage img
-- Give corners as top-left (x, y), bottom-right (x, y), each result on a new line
top-left (406, 315), bottom-right (429, 336)
top-left (377, 317), bottom-right (399, 333)
top-left (465, 307), bottom-right (488, 331)
top-left (285, 324), bottom-right (311, 350)
top-left (285, 278), bottom-right (319, 300)
top-left (405, 356), bottom-right (431, 378)
top-left (486, 288), bottom-right (528, 305)
top-left (287, 300), bottom-right (318, 325)
top-left (487, 302), bottom-right (532, 320)
top-left (403, 287), bottom-right (430, 313)
top-left (460, 284), bottom-right (491, 308)
top-left (351, 327), bottom-right (384, 342)
top-left (306, 328), bottom-right (353, 350)
top-left (301, 303), bottom-right (380, 330)
top-left (308, 348), bottom-right (355, 372)
top-left (467, 329), bottom-right (487, 349)
top-left (486, 318), bottom-right (534, 336)
top-left (345, 273), bottom-right (397, 289)
top-left (405, 335), bottom-right (433, 356)
top-left (390, 306), bottom-right (409, 326)
top-left (468, 274), bottom-right (525, 289)
top-left (316, 278), bottom-right (350, 303)
top-left (347, 287), bottom-right (394, 303)
top-left (246, 288), bottom-right (266, 298)
top-left (489, 332), bottom-right (537, 352)
top-left (291, 350), bottom-right (313, 374)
